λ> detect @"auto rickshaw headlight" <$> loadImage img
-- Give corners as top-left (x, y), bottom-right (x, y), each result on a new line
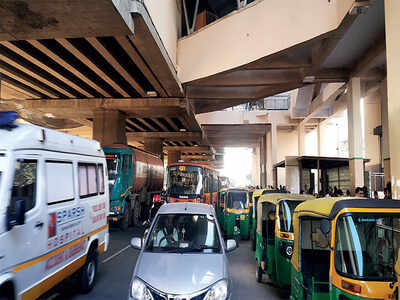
top-left (286, 245), bottom-right (293, 257)
top-left (131, 278), bottom-right (154, 300)
top-left (204, 279), bottom-right (228, 300)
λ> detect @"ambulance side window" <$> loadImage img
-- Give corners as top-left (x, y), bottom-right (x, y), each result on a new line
top-left (78, 163), bottom-right (98, 198)
top-left (46, 161), bottom-right (74, 204)
top-left (97, 164), bottom-right (105, 195)
top-left (11, 159), bottom-right (37, 212)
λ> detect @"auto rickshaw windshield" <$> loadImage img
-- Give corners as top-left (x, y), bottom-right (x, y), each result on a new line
top-left (227, 192), bottom-right (248, 209)
top-left (335, 213), bottom-right (400, 281)
top-left (278, 200), bottom-right (303, 233)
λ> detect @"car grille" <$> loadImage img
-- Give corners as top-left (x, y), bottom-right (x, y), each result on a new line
top-left (148, 285), bottom-right (208, 300)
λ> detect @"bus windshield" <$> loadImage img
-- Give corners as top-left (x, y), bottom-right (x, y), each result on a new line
top-left (167, 165), bottom-right (203, 197)
top-left (278, 200), bottom-right (303, 233)
top-left (227, 191), bottom-right (248, 209)
top-left (335, 213), bottom-right (400, 281)
top-left (105, 153), bottom-right (120, 180)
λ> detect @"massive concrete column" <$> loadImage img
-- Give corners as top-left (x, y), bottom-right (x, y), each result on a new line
top-left (144, 138), bottom-right (163, 156)
top-left (285, 156), bottom-right (300, 194)
top-left (268, 123), bottom-right (277, 187)
top-left (297, 124), bottom-right (305, 156)
top-left (93, 110), bottom-right (126, 145)
top-left (259, 135), bottom-right (267, 187)
top-left (317, 122), bottom-right (321, 156)
top-left (168, 150), bottom-right (181, 164)
top-left (380, 79), bottom-right (391, 186)
top-left (252, 147), bottom-right (260, 187)
top-left (385, 0), bottom-right (400, 198)
top-left (347, 77), bottom-right (364, 194)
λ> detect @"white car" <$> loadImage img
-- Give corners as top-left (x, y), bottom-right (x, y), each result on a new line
top-left (0, 115), bottom-right (109, 300)
top-left (129, 202), bottom-right (236, 300)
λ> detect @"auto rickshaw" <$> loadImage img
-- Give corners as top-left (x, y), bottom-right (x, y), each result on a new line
top-left (217, 188), bottom-right (250, 240)
top-left (290, 197), bottom-right (400, 300)
top-left (255, 193), bottom-right (315, 286)
top-left (251, 188), bottom-right (289, 251)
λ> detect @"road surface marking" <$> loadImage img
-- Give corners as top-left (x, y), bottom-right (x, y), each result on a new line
top-left (102, 245), bottom-right (130, 264)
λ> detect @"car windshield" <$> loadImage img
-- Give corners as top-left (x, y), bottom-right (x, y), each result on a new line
top-left (227, 191), bottom-right (248, 209)
top-left (145, 214), bottom-right (221, 253)
top-left (335, 213), bottom-right (400, 281)
top-left (105, 153), bottom-right (120, 180)
top-left (278, 200), bottom-right (303, 233)
top-left (167, 165), bottom-right (203, 197)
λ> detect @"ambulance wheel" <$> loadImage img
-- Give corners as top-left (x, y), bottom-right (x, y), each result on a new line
top-left (256, 262), bottom-right (263, 283)
top-left (132, 200), bottom-right (141, 227)
top-left (120, 202), bottom-right (131, 231)
top-left (79, 249), bottom-right (98, 293)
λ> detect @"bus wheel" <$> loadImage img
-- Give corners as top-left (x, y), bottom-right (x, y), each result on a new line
top-left (79, 248), bottom-right (98, 293)
top-left (256, 262), bottom-right (263, 283)
top-left (120, 202), bottom-right (131, 231)
top-left (132, 200), bottom-right (141, 227)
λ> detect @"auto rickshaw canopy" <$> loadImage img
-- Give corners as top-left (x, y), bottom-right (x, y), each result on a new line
top-left (256, 193), bottom-right (315, 235)
top-left (291, 197), bottom-right (400, 271)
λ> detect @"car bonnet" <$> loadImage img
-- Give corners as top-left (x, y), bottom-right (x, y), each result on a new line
top-left (135, 252), bottom-right (225, 295)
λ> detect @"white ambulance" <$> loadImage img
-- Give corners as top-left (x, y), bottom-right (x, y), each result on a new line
top-left (0, 118), bottom-right (109, 300)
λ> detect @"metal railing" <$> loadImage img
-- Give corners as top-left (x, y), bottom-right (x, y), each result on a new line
top-left (181, 0), bottom-right (256, 37)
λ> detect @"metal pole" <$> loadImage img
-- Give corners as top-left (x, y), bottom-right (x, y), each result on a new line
top-left (191, 0), bottom-right (200, 33)
top-left (182, 0), bottom-right (191, 35)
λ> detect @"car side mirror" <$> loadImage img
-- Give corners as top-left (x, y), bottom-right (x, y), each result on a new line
top-left (320, 219), bottom-right (331, 235)
top-left (226, 239), bottom-right (237, 252)
top-left (6, 199), bottom-right (25, 231)
top-left (130, 237), bottom-right (142, 250)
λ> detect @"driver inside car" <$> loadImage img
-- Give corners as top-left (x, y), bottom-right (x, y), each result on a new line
top-left (155, 215), bottom-right (179, 247)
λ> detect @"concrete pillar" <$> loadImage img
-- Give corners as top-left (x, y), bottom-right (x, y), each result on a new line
top-left (93, 110), bottom-right (126, 145)
top-left (267, 123), bottom-right (277, 187)
top-left (317, 122), bottom-right (321, 156)
top-left (144, 138), bottom-right (163, 156)
top-left (285, 156), bottom-right (300, 194)
top-left (168, 150), bottom-right (181, 164)
top-left (347, 77), bottom-right (364, 195)
top-left (385, 0), bottom-right (400, 198)
top-left (259, 135), bottom-right (267, 187)
top-left (297, 124), bottom-right (305, 156)
top-left (380, 79), bottom-right (391, 186)
top-left (252, 147), bottom-right (260, 186)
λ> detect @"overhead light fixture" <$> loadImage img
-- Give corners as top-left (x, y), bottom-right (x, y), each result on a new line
top-left (146, 91), bottom-right (158, 97)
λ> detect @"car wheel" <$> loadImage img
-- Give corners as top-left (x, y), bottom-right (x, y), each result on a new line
top-left (120, 201), bottom-right (131, 231)
top-left (256, 262), bottom-right (263, 283)
top-left (79, 249), bottom-right (98, 293)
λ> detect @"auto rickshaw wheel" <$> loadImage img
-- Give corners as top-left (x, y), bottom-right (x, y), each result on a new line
top-left (252, 236), bottom-right (256, 251)
top-left (256, 262), bottom-right (263, 283)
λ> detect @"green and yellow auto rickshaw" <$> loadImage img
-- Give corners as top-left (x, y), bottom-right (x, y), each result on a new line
top-left (290, 197), bottom-right (400, 300)
top-left (251, 188), bottom-right (288, 251)
top-left (255, 193), bottom-right (315, 286)
top-left (217, 188), bottom-right (250, 240)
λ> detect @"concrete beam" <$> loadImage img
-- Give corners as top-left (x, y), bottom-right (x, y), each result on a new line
top-left (351, 38), bottom-right (386, 77)
top-left (164, 146), bottom-right (213, 153)
top-left (127, 131), bottom-right (203, 141)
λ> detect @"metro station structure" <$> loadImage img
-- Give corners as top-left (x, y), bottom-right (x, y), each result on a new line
top-left (0, 0), bottom-right (398, 197)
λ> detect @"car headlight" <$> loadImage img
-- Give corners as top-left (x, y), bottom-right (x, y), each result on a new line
top-left (131, 278), bottom-right (153, 300)
top-left (204, 280), bottom-right (228, 300)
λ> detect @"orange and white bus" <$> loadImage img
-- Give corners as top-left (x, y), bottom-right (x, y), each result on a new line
top-left (166, 163), bottom-right (219, 206)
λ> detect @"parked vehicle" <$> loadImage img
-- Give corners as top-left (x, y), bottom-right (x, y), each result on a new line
top-left (166, 163), bottom-right (219, 205)
top-left (0, 117), bottom-right (109, 299)
top-left (255, 193), bottom-right (314, 287)
top-left (129, 202), bottom-right (236, 300)
top-left (290, 197), bottom-right (400, 300)
top-left (104, 145), bottom-right (164, 230)
top-left (251, 188), bottom-right (287, 251)
top-left (217, 188), bottom-right (250, 240)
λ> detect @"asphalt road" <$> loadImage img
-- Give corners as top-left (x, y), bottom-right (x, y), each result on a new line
top-left (40, 226), bottom-right (290, 300)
